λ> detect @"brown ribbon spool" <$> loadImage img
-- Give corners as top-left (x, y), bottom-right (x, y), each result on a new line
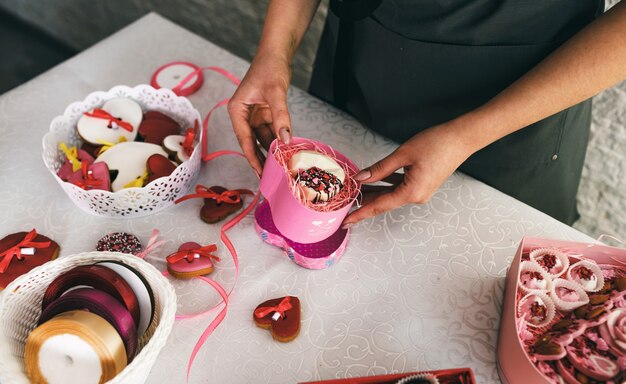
top-left (25, 310), bottom-right (127, 384)
top-left (41, 265), bottom-right (141, 328)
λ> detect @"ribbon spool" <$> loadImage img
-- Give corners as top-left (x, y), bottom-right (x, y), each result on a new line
top-left (26, 310), bottom-right (127, 384)
top-left (42, 265), bottom-right (141, 328)
top-left (151, 62), bottom-right (204, 96)
top-left (38, 288), bottom-right (138, 362)
top-left (97, 261), bottom-right (156, 337)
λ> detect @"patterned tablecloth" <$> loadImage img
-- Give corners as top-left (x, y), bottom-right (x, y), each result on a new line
top-left (0, 13), bottom-right (595, 384)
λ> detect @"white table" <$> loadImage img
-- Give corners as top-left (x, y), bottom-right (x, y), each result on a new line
top-left (0, 13), bottom-right (595, 384)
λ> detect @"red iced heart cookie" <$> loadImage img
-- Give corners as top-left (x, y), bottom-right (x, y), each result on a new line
top-left (146, 154), bottom-right (177, 184)
top-left (138, 111), bottom-right (181, 145)
top-left (0, 230), bottom-right (60, 289)
top-left (175, 185), bottom-right (252, 224)
top-left (166, 242), bottom-right (219, 279)
top-left (253, 296), bottom-right (300, 342)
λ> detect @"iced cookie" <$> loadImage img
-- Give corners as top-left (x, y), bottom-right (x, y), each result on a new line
top-left (175, 185), bottom-right (252, 224)
top-left (138, 111), bottom-right (181, 145)
top-left (253, 296), bottom-right (300, 342)
top-left (166, 242), bottom-right (219, 279)
top-left (68, 161), bottom-right (111, 191)
top-left (57, 143), bottom-right (94, 181)
top-left (163, 128), bottom-right (197, 163)
top-left (146, 154), bottom-right (177, 184)
top-left (95, 141), bottom-right (168, 191)
top-left (77, 98), bottom-right (142, 145)
top-left (0, 230), bottom-right (60, 289)
top-left (288, 150), bottom-right (346, 203)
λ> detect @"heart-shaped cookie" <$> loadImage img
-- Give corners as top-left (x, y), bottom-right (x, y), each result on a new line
top-left (138, 111), bottom-right (181, 145)
top-left (68, 161), bottom-right (111, 191)
top-left (253, 296), bottom-right (300, 342)
top-left (94, 142), bottom-right (168, 191)
top-left (146, 154), bottom-right (177, 184)
top-left (175, 185), bottom-right (252, 224)
top-left (77, 98), bottom-right (142, 145)
top-left (57, 144), bottom-right (94, 181)
top-left (166, 242), bottom-right (219, 279)
top-left (0, 230), bottom-right (60, 289)
top-left (163, 128), bottom-right (197, 163)
top-left (199, 186), bottom-right (245, 223)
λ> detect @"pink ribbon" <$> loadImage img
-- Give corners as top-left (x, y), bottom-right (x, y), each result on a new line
top-left (0, 229), bottom-right (51, 273)
top-left (254, 297), bottom-right (292, 319)
top-left (136, 229), bottom-right (167, 260)
top-left (166, 244), bottom-right (220, 264)
top-left (84, 108), bottom-right (134, 132)
top-left (152, 62), bottom-right (261, 383)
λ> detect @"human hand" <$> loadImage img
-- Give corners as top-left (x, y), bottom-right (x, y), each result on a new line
top-left (342, 124), bottom-right (475, 228)
top-left (228, 52), bottom-right (293, 176)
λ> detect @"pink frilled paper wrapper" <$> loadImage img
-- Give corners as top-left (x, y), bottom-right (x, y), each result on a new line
top-left (256, 137), bottom-right (360, 269)
top-left (497, 237), bottom-right (626, 384)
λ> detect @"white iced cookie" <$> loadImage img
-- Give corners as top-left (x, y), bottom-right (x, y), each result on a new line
top-left (77, 98), bottom-right (142, 145)
top-left (95, 142), bottom-right (168, 192)
top-left (163, 132), bottom-right (196, 163)
top-left (288, 150), bottom-right (346, 203)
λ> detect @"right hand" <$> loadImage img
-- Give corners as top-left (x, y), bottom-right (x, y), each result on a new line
top-left (228, 52), bottom-right (293, 176)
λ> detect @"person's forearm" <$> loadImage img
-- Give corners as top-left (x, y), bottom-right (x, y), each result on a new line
top-left (257, 0), bottom-right (321, 63)
top-left (449, 1), bottom-right (626, 153)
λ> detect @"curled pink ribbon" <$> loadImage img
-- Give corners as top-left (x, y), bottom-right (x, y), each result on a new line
top-left (254, 296), bottom-right (293, 319)
top-left (136, 229), bottom-right (167, 260)
top-left (0, 229), bottom-right (51, 273)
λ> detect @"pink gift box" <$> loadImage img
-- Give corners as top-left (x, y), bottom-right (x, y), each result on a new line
top-left (497, 236), bottom-right (626, 384)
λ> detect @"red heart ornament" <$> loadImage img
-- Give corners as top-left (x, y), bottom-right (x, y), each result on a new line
top-left (253, 296), bottom-right (301, 342)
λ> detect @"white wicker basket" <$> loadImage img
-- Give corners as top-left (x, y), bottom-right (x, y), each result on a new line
top-left (42, 85), bottom-right (203, 218)
top-left (0, 252), bottom-right (177, 384)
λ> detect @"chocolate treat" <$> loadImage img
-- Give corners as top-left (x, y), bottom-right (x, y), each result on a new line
top-left (96, 232), bottom-right (143, 255)
top-left (253, 296), bottom-right (300, 342)
top-left (0, 230), bottom-right (60, 289)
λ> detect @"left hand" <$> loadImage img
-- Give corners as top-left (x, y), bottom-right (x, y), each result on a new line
top-left (342, 123), bottom-right (475, 228)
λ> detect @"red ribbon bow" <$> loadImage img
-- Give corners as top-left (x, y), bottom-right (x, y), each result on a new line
top-left (166, 244), bottom-right (220, 264)
top-left (84, 108), bottom-right (134, 132)
top-left (182, 128), bottom-right (196, 157)
top-left (71, 162), bottom-right (105, 190)
top-left (254, 296), bottom-right (292, 319)
top-left (0, 229), bottom-right (51, 273)
top-left (175, 185), bottom-right (253, 205)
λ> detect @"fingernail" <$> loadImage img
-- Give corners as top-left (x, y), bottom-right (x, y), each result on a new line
top-left (354, 170), bottom-right (371, 182)
top-left (279, 128), bottom-right (290, 144)
top-left (342, 222), bottom-right (353, 230)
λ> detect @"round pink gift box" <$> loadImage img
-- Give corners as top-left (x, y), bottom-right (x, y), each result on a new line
top-left (259, 137), bottom-right (359, 244)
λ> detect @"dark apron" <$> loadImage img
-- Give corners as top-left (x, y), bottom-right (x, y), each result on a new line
top-left (310, 0), bottom-right (604, 225)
